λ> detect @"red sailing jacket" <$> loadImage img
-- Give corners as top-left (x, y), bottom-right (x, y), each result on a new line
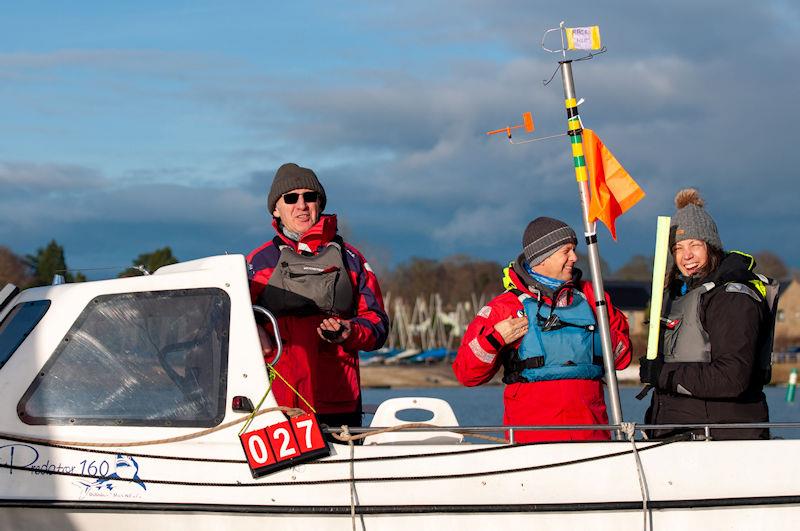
top-left (452, 264), bottom-right (632, 442)
top-left (247, 214), bottom-right (388, 415)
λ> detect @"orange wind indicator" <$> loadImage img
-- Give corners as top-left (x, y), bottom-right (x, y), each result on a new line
top-left (485, 112), bottom-right (535, 140)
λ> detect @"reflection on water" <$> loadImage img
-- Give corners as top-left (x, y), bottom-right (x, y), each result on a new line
top-left (363, 385), bottom-right (800, 439)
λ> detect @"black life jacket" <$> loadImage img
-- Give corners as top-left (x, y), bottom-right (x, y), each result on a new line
top-left (660, 271), bottom-right (779, 385)
top-left (259, 236), bottom-right (355, 318)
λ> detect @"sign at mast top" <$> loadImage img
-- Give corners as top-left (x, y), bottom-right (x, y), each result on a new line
top-left (542, 22), bottom-right (605, 59)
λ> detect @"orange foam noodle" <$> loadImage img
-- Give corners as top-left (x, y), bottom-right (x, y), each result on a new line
top-left (523, 112), bottom-right (534, 133)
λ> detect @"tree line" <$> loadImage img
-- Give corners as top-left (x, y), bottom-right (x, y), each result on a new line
top-left (380, 250), bottom-right (792, 307)
top-left (0, 240), bottom-right (792, 303)
top-left (0, 240), bottom-right (178, 288)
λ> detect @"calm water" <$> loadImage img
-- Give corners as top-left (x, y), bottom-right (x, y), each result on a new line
top-left (363, 385), bottom-right (800, 439)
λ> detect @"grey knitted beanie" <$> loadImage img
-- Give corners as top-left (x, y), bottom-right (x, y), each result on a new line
top-left (670, 188), bottom-right (722, 250)
top-left (522, 217), bottom-right (578, 266)
top-left (267, 163), bottom-right (327, 214)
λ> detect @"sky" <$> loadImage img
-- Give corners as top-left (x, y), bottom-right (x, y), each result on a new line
top-left (1, 1), bottom-right (798, 279)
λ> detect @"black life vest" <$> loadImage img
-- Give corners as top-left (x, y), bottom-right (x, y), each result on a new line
top-left (660, 273), bottom-right (779, 384)
top-left (259, 236), bottom-right (355, 318)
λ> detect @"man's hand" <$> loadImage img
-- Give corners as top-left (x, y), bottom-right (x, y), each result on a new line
top-left (317, 317), bottom-right (352, 344)
top-left (639, 355), bottom-right (664, 386)
top-left (493, 316), bottom-right (528, 345)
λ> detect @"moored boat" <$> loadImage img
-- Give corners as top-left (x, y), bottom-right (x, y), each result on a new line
top-left (1, 255), bottom-right (799, 530)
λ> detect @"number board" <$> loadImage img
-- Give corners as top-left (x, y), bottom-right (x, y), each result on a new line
top-left (240, 413), bottom-right (331, 478)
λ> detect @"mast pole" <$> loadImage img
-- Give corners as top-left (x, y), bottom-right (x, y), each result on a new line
top-left (559, 60), bottom-right (624, 435)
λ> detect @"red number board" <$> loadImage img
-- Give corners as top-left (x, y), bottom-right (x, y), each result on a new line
top-left (240, 413), bottom-right (331, 478)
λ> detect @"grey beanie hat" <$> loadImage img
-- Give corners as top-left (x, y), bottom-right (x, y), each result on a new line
top-left (267, 163), bottom-right (327, 214)
top-left (522, 217), bottom-right (578, 266)
top-left (670, 188), bottom-right (722, 250)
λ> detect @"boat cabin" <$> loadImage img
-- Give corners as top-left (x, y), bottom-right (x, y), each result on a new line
top-left (0, 255), bottom-right (288, 448)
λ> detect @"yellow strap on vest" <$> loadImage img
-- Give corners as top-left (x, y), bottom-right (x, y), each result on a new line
top-left (749, 278), bottom-right (767, 298)
top-left (502, 261), bottom-right (515, 291)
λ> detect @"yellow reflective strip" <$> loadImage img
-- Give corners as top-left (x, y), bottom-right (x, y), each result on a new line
top-left (502, 263), bottom-right (514, 290)
top-left (568, 118), bottom-right (581, 131)
top-left (749, 279), bottom-right (767, 298)
top-left (729, 250), bottom-right (755, 270)
top-left (591, 26), bottom-right (602, 49)
top-left (565, 98), bottom-right (577, 108)
top-left (575, 165), bottom-right (588, 182)
top-left (566, 29), bottom-right (575, 50)
top-left (571, 143), bottom-right (584, 157)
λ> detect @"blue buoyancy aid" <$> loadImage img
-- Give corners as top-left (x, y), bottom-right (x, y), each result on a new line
top-left (503, 288), bottom-right (604, 383)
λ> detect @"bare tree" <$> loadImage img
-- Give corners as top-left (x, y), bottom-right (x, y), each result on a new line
top-left (0, 246), bottom-right (33, 288)
top-left (575, 251), bottom-right (611, 279)
top-left (753, 251), bottom-right (789, 280)
top-left (613, 254), bottom-right (653, 281)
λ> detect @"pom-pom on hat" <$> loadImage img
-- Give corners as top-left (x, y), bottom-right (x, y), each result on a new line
top-left (267, 163), bottom-right (327, 214)
top-left (670, 187), bottom-right (722, 250)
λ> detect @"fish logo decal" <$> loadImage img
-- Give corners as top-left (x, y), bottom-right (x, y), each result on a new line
top-left (75, 454), bottom-right (146, 495)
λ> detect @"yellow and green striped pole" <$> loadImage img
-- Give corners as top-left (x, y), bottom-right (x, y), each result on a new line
top-left (560, 60), bottom-right (623, 432)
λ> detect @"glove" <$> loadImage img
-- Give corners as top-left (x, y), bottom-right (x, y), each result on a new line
top-left (639, 355), bottom-right (664, 387)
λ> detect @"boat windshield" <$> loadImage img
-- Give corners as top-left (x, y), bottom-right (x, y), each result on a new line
top-left (18, 288), bottom-right (230, 427)
top-left (0, 300), bottom-right (51, 371)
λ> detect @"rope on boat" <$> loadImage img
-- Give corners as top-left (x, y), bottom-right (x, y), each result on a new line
top-left (0, 434), bottom-right (690, 487)
top-left (343, 425), bottom-right (358, 531)
top-left (0, 429), bottom-right (515, 464)
top-left (621, 422), bottom-right (652, 531)
top-left (0, 406), bottom-right (306, 448)
top-left (239, 365), bottom-right (316, 435)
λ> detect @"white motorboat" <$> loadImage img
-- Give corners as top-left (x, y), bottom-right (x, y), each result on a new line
top-left (0, 254), bottom-right (798, 530)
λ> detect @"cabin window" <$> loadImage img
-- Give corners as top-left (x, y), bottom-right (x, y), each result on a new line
top-left (18, 288), bottom-right (230, 427)
top-left (0, 300), bottom-right (51, 371)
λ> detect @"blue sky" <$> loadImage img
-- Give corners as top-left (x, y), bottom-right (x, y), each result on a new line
top-left (1, 1), bottom-right (798, 278)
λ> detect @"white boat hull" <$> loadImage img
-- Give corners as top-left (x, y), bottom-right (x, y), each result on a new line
top-left (2, 438), bottom-right (799, 530)
top-left (1, 255), bottom-right (797, 529)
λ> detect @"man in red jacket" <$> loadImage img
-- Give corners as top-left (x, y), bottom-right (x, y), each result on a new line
top-left (453, 217), bottom-right (631, 442)
top-left (248, 163), bottom-right (388, 428)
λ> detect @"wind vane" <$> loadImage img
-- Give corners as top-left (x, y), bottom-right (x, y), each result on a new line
top-left (485, 112), bottom-right (535, 141)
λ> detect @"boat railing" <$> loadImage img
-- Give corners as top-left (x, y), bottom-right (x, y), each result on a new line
top-left (325, 422), bottom-right (800, 444)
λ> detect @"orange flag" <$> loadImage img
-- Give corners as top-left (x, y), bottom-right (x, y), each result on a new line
top-left (582, 128), bottom-right (645, 240)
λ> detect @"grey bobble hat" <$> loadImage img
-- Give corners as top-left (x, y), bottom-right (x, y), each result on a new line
top-left (670, 188), bottom-right (722, 250)
top-left (267, 163), bottom-right (327, 214)
top-left (522, 217), bottom-right (578, 266)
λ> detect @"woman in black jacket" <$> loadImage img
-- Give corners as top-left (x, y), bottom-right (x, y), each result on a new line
top-left (640, 188), bottom-right (771, 440)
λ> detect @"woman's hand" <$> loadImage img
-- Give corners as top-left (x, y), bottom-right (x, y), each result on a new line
top-left (493, 316), bottom-right (528, 345)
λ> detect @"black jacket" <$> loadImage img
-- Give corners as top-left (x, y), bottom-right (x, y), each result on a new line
top-left (646, 252), bottom-right (770, 440)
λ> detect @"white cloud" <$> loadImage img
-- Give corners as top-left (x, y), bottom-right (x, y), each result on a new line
top-left (0, 161), bottom-right (108, 191)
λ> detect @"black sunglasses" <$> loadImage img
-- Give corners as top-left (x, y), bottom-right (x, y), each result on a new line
top-left (282, 191), bottom-right (319, 204)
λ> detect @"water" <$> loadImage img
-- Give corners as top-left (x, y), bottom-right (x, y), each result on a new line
top-left (363, 385), bottom-right (800, 439)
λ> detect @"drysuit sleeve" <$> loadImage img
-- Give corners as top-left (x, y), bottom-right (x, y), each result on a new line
top-left (452, 296), bottom-right (517, 386)
top-left (606, 293), bottom-right (633, 370)
top-left (658, 290), bottom-right (765, 399)
top-left (340, 245), bottom-right (389, 353)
